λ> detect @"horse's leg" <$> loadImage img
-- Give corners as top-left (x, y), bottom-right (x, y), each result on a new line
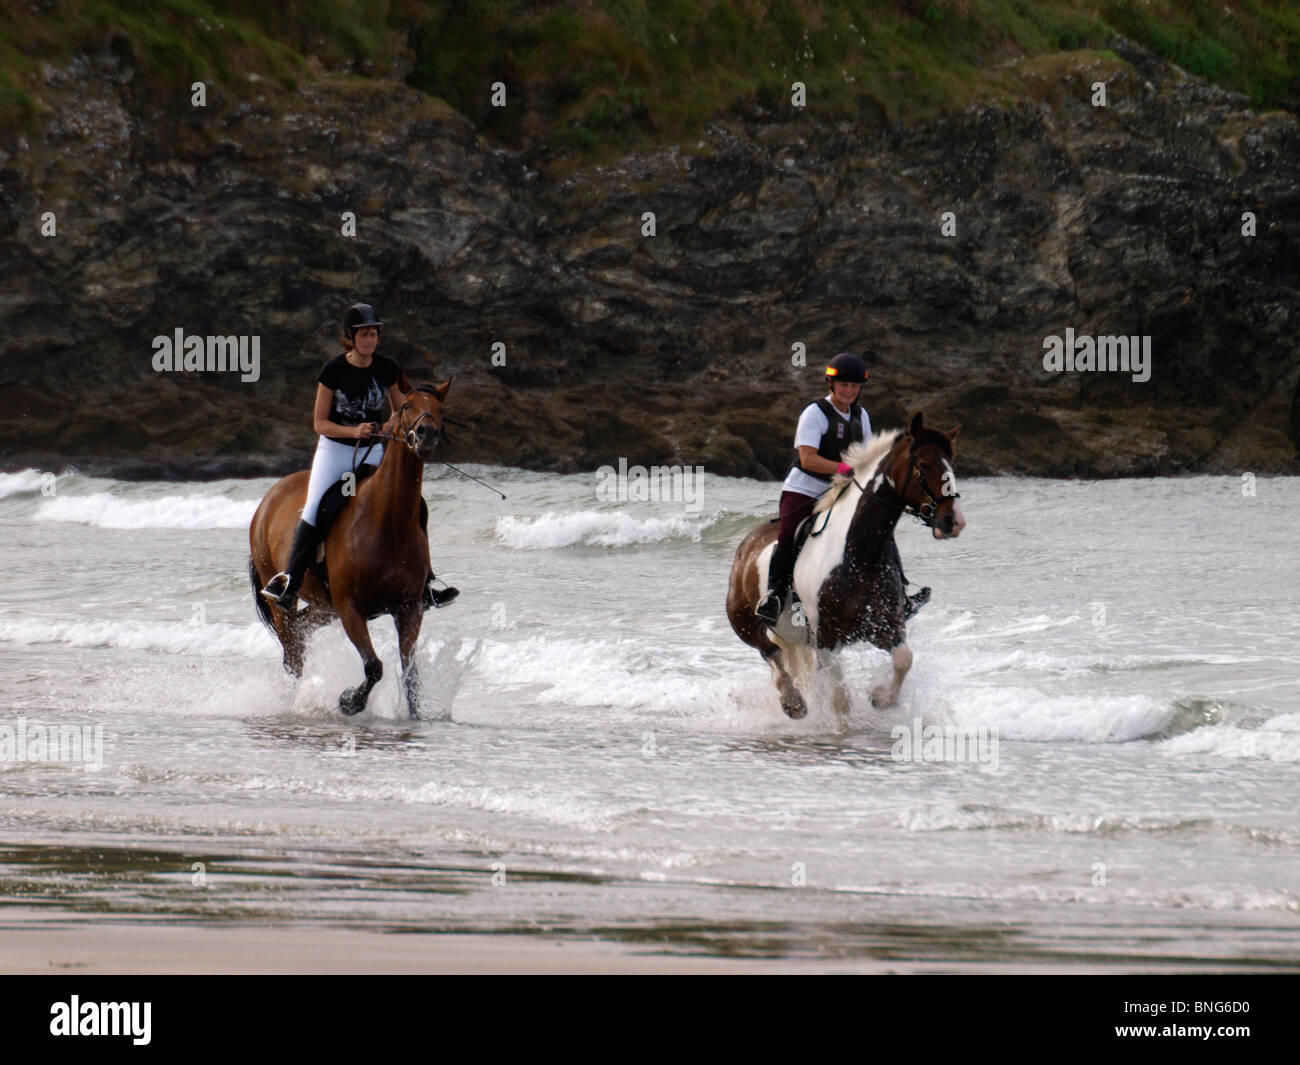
top-left (819, 649), bottom-right (851, 725)
top-left (258, 560), bottom-right (308, 677)
top-left (871, 643), bottom-right (913, 708)
top-left (785, 641), bottom-right (815, 683)
top-left (745, 622), bottom-right (808, 720)
top-left (763, 644), bottom-right (807, 720)
top-left (336, 601), bottom-right (383, 716)
top-left (272, 608), bottom-right (308, 677)
top-left (727, 527), bottom-right (807, 719)
top-left (395, 603), bottom-right (423, 720)
top-left (764, 636), bottom-right (813, 721)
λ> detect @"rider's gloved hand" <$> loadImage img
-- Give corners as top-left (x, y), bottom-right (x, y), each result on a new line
top-left (837, 462), bottom-right (852, 475)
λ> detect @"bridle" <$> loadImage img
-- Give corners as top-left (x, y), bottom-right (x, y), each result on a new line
top-left (393, 383), bottom-right (447, 452)
top-left (396, 404), bottom-right (441, 453)
top-left (342, 387), bottom-right (505, 497)
top-left (350, 385), bottom-right (446, 469)
top-left (904, 448), bottom-right (958, 524)
top-left (811, 437), bottom-right (958, 535)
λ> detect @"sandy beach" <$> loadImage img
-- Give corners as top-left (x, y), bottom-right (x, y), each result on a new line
top-left (0, 923), bottom-right (860, 974)
top-left (2, 922), bottom-right (1260, 975)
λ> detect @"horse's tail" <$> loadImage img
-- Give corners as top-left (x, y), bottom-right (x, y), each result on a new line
top-left (249, 555), bottom-right (276, 635)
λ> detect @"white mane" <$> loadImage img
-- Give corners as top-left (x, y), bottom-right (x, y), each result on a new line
top-left (812, 429), bottom-right (901, 514)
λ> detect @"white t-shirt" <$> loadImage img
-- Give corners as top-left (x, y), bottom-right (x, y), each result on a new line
top-left (781, 395), bottom-right (872, 498)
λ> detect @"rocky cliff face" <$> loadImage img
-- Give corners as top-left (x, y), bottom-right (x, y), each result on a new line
top-left (2, 37), bottom-right (1298, 480)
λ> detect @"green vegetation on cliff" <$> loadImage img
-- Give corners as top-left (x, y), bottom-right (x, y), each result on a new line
top-left (4, 1), bottom-right (1299, 146)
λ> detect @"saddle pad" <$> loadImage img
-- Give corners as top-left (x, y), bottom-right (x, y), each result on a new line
top-left (315, 463), bottom-right (378, 540)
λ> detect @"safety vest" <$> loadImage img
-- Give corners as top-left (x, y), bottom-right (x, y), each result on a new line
top-left (792, 398), bottom-right (865, 483)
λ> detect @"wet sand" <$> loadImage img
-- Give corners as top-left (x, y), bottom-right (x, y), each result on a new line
top-left (0, 923), bottom-right (853, 974)
top-left (0, 922), bottom-right (1245, 974)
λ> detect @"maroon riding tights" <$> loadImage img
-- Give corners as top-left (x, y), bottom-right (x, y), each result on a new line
top-left (778, 490), bottom-right (819, 552)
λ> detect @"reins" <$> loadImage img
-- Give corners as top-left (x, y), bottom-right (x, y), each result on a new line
top-left (808, 444), bottom-right (959, 535)
top-left (808, 480), bottom-right (852, 537)
top-left (346, 397), bottom-right (506, 499)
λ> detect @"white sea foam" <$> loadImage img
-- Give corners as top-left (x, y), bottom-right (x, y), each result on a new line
top-left (460, 633), bottom-right (821, 734)
top-left (495, 509), bottom-right (713, 548)
top-left (912, 684), bottom-right (1173, 743)
top-left (34, 491), bottom-right (257, 529)
top-left (0, 616), bottom-right (276, 657)
top-left (0, 469), bottom-right (48, 500)
top-left (450, 625), bottom-right (1206, 745)
top-left (1160, 714), bottom-right (1300, 762)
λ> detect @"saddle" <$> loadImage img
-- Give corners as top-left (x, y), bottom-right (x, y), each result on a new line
top-left (767, 512), bottom-right (818, 560)
top-left (307, 466), bottom-right (429, 600)
top-left (764, 512), bottom-right (818, 634)
top-left (313, 465), bottom-right (378, 558)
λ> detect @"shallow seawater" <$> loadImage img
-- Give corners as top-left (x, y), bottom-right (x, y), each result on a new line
top-left (1, 466), bottom-right (1298, 967)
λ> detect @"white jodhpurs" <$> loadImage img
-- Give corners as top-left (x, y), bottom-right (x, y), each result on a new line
top-left (300, 436), bottom-right (384, 526)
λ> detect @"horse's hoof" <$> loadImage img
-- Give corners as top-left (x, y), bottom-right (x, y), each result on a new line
top-left (339, 689), bottom-right (367, 716)
top-left (782, 694), bottom-right (807, 720)
top-left (871, 685), bottom-right (897, 708)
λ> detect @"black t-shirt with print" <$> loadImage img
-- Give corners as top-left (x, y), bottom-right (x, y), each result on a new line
top-left (318, 354), bottom-right (399, 444)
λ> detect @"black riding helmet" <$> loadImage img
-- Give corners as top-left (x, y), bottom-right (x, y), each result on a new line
top-left (344, 303), bottom-right (383, 338)
top-left (825, 351), bottom-right (867, 383)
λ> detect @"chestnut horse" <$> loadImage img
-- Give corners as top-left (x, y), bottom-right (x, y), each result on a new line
top-left (249, 380), bottom-right (451, 718)
top-left (727, 413), bottom-right (965, 721)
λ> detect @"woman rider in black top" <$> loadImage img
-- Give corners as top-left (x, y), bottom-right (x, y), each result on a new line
top-left (260, 303), bottom-right (458, 612)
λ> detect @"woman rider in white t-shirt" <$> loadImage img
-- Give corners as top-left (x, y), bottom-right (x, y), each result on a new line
top-left (260, 303), bottom-right (458, 612)
top-left (754, 352), bottom-right (929, 624)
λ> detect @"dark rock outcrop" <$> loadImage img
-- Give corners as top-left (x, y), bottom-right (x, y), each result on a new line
top-left (2, 38), bottom-right (1298, 481)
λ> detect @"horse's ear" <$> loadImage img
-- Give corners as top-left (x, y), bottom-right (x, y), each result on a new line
top-left (947, 424), bottom-right (961, 441)
top-left (908, 411), bottom-right (924, 440)
top-left (397, 370), bottom-right (414, 393)
top-left (433, 377), bottom-right (451, 402)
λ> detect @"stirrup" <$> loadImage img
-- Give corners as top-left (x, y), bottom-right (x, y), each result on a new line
top-left (260, 572), bottom-right (298, 610)
top-left (904, 586), bottom-right (931, 620)
top-left (422, 576), bottom-right (459, 610)
top-left (755, 592), bottom-right (782, 624)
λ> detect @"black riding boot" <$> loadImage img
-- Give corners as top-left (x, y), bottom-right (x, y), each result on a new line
top-left (890, 538), bottom-right (931, 619)
top-left (417, 496), bottom-right (458, 610)
top-left (422, 580), bottom-right (459, 610)
top-left (755, 542), bottom-right (793, 624)
top-left (261, 519), bottom-right (318, 611)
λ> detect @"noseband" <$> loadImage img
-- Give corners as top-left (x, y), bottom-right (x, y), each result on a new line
top-left (395, 384), bottom-right (446, 452)
top-left (342, 390), bottom-right (505, 498)
top-left (397, 406), bottom-right (439, 452)
top-left (907, 456), bottom-right (958, 525)
top-left (348, 389), bottom-right (444, 469)
top-left (809, 442), bottom-right (959, 538)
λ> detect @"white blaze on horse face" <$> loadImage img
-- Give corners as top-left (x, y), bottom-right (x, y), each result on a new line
top-left (940, 459), bottom-right (959, 500)
top-left (932, 458), bottom-right (965, 539)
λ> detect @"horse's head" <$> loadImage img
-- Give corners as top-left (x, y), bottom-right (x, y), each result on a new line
top-left (388, 378), bottom-right (451, 461)
top-left (879, 412), bottom-right (965, 540)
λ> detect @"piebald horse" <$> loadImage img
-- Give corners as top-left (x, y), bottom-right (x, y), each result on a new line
top-left (249, 380), bottom-right (451, 718)
top-left (727, 413), bottom-right (965, 721)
